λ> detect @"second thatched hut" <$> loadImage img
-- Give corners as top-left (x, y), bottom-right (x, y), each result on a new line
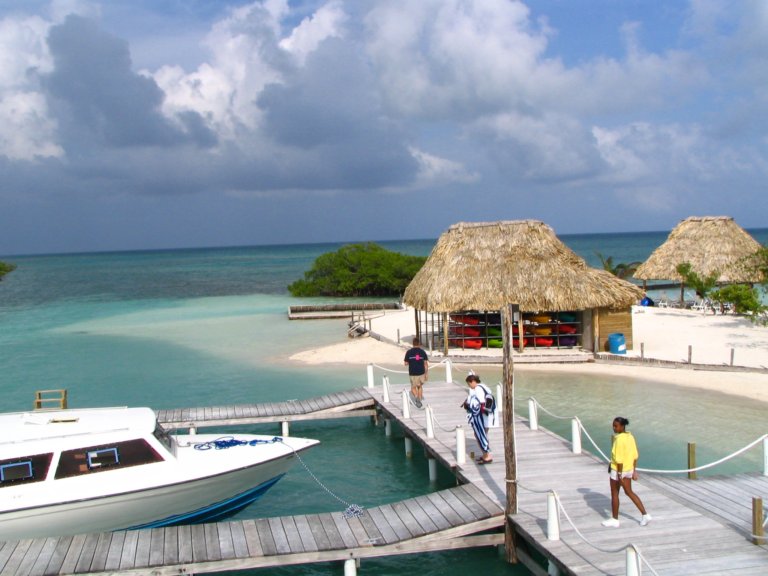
top-left (634, 216), bottom-right (763, 295)
top-left (403, 220), bottom-right (644, 355)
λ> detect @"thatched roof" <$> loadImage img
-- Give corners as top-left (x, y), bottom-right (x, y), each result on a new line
top-left (634, 216), bottom-right (763, 283)
top-left (403, 220), bottom-right (643, 312)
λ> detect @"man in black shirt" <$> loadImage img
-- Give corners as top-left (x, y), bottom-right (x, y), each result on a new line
top-left (403, 338), bottom-right (428, 408)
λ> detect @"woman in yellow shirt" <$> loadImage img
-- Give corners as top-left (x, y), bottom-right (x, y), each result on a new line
top-left (601, 417), bottom-right (652, 528)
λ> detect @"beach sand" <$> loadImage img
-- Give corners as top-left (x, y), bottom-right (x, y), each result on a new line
top-left (289, 306), bottom-right (768, 403)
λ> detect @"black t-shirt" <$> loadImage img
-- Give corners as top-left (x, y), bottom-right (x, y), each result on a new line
top-left (404, 347), bottom-right (428, 376)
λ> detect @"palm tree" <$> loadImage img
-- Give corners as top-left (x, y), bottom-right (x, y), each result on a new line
top-left (595, 252), bottom-right (641, 280)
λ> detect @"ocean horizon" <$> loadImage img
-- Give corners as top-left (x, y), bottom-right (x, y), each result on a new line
top-left (1, 229), bottom-right (766, 575)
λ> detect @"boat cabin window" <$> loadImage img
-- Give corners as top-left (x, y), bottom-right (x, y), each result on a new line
top-left (55, 439), bottom-right (164, 479)
top-left (87, 447), bottom-right (119, 469)
top-left (0, 453), bottom-right (53, 488)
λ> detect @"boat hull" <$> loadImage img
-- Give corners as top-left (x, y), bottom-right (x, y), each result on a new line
top-left (0, 447), bottom-right (303, 539)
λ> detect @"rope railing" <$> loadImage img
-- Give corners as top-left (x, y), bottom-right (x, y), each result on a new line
top-left (528, 396), bottom-right (768, 475)
top-left (516, 482), bottom-right (659, 575)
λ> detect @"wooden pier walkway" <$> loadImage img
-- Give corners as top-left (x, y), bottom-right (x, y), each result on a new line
top-left (369, 379), bottom-right (768, 575)
top-left (2, 382), bottom-right (766, 575)
top-left (0, 485), bottom-right (501, 576)
top-left (155, 387), bottom-right (376, 429)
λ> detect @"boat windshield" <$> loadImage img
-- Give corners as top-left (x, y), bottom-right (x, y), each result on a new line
top-left (153, 421), bottom-right (174, 454)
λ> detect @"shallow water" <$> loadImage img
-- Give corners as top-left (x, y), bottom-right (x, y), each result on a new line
top-left (1, 238), bottom-right (766, 575)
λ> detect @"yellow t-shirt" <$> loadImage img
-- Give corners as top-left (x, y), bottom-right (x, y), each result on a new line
top-left (610, 432), bottom-right (638, 471)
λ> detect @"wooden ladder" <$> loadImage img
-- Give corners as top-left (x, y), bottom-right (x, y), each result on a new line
top-left (33, 389), bottom-right (68, 410)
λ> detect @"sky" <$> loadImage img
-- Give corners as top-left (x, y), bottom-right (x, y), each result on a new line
top-left (1, 0), bottom-right (767, 255)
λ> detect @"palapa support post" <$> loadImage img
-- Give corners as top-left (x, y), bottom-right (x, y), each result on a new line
top-left (688, 442), bottom-right (697, 480)
top-left (753, 497), bottom-right (765, 545)
top-left (528, 398), bottom-right (538, 430)
top-left (571, 418), bottom-right (582, 454)
top-left (366, 364), bottom-right (374, 388)
top-left (502, 303), bottom-right (519, 564)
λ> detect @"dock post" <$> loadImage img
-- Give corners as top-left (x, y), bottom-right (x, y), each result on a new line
top-left (496, 383), bottom-right (503, 410)
top-left (571, 419), bottom-right (581, 454)
top-left (626, 545), bottom-right (640, 576)
top-left (384, 418), bottom-right (392, 437)
top-left (189, 424), bottom-right (197, 436)
top-left (688, 442), bottom-right (697, 480)
top-left (402, 390), bottom-right (411, 419)
top-left (445, 359), bottom-right (453, 383)
top-left (281, 421), bottom-right (290, 437)
top-left (547, 560), bottom-right (560, 576)
top-left (455, 426), bottom-right (466, 465)
top-left (730, 348), bottom-right (735, 366)
top-left (344, 558), bottom-right (357, 576)
top-left (753, 497), bottom-right (765, 544)
top-left (367, 364), bottom-right (374, 388)
top-left (425, 406), bottom-right (434, 438)
top-left (428, 457), bottom-right (438, 482)
top-left (640, 342), bottom-right (644, 359)
top-left (688, 345), bottom-right (692, 364)
top-left (382, 376), bottom-right (390, 403)
top-left (528, 399), bottom-right (538, 430)
top-left (763, 437), bottom-right (767, 476)
top-left (546, 492), bottom-right (560, 541)
top-left (404, 436), bottom-right (413, 458)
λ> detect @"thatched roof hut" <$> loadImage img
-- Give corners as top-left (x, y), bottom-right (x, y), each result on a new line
top-left (403, 220), bottom-right (643, 312)
top-left (634, 216), bottom-right (763, 283)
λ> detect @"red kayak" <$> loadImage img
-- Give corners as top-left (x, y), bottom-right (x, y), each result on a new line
top-left (451, 326), bottom-right (481, 337)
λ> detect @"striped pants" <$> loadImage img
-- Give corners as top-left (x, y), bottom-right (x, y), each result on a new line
top-left (468, 411), bottom-right (490, 453)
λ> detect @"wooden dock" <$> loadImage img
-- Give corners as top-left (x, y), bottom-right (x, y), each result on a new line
top-left (369, 379), bottom-right (768, 575)
top-left (0, 485), bottom-right (502, 576)
top-left (155, 387), bottom-right (376, 429)
top-left (2, 382), bottom-right (766, 575)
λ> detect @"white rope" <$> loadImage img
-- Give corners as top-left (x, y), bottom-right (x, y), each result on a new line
top-left (638, 434), bottom-right (768, 474)
top-left (515, 485), bottom-right (659, 575)
top-left (530, 397), bottom-right (768, 475)
top-left (371, 358), bottom-right (450, 375)
top-left (430, 410), bottom-right (462, 433)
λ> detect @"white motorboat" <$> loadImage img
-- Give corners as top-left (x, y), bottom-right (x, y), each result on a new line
top-left (0, 407), bottom-right (318, 540)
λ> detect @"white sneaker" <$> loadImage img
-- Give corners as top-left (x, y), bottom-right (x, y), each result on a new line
top-left (601, 518), bottom-right (620, 528)
top-left (640, 514), bottom-right (652, 526)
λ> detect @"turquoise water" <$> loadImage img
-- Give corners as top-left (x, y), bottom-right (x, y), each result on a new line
top-left (1, 232), bottom-right (766, 575)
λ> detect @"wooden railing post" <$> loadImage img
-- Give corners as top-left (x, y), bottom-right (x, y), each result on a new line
top-left (753, 497), bottom-right (765, 545)
top-left (688, 442), bottom-right (697, 480)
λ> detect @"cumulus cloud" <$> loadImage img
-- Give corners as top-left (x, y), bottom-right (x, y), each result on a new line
top-left (1, 0), bottom-right (768, 253)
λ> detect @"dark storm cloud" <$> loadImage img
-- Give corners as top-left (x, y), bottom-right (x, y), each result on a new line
top-left (256, 38), bottom-right (418, 188)
top-left (43, 15), bottom-right (215, 149)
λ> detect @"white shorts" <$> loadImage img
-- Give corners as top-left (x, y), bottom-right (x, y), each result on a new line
top-left (610, 469), bottom-right (634, 481)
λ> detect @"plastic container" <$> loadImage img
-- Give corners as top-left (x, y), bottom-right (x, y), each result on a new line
top-left (608, 333), bottom-right (626, 354)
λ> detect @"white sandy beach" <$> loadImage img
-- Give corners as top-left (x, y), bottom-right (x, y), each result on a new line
top-left (289, 306), bottom-right (768, 403)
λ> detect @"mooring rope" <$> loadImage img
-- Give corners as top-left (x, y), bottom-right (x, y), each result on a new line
top-left (193, 436), bottom-right (364, 519)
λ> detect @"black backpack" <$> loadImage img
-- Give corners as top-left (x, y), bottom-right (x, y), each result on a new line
top-left (478, 384), bottom-right (496, 414)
